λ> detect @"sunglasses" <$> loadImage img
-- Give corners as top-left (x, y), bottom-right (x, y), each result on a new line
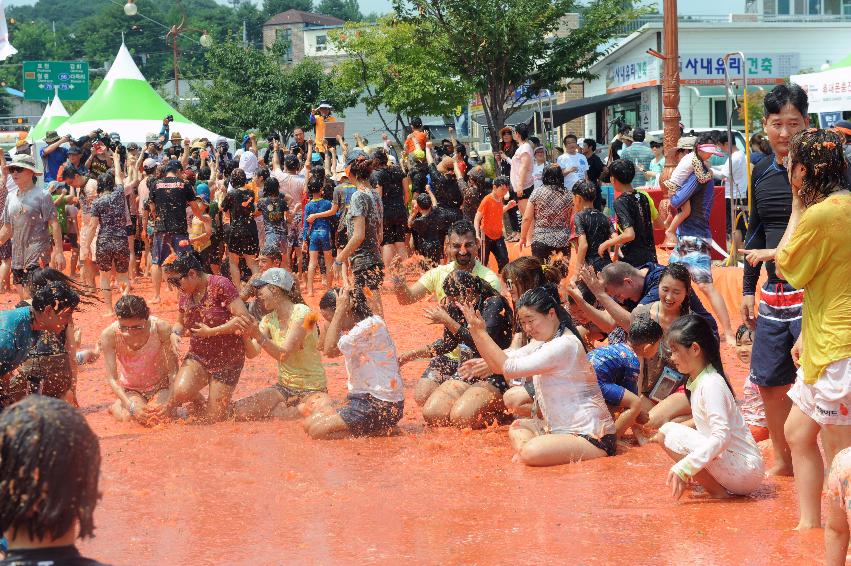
top-left (119, 323), bottom-right (147, 332)
top-left (7, 166), bottom-right (24, 173)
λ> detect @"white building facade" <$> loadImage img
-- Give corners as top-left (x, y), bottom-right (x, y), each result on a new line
top-left (582, 17), bottom-right (851, 142)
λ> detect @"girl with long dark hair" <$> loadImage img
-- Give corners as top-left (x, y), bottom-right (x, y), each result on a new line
top-left (459, 285), bottom-right (616, 466)
top-left (655, 314), bottom-right (763, 499)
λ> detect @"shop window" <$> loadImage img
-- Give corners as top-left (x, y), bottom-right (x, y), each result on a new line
top-left (713, 99), bottom-right (744, 128)
top-left (778, 0), bottom-right (790, 13)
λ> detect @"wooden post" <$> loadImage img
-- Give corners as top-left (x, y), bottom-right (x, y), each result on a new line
top-left (658, 0), bottom-right (680, 190)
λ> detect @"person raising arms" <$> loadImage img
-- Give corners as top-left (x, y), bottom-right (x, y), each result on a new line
top-left (460, 286), bottom-right (616, 466)
top-left (303, 287), bottom-right (404, 439)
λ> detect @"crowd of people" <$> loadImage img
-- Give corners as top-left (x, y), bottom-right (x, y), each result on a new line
top-left (1, 85), bottom-right (851, 564)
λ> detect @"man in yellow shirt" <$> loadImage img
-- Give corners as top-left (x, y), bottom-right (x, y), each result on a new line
top-left (776, 128), bottom-right (851, 533)
top-left (389, 220), bottom-right (501, 405)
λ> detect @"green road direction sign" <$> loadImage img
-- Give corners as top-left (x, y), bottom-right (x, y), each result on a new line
top-left (22, 61), bottom-right (89, 101)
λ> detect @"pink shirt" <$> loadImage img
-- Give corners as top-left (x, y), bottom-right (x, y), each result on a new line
top-left (115, 316), bottom-right (169, 392)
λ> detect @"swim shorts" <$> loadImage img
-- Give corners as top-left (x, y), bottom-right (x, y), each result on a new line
top-left (185, 353), bottom-right (244, 387)
top-left (788, 357), bottom-right (851, 426)
top-left (95, 242), bottom-right (130, 273)
top-left (308, 230), bottom-right (332, 252)
top-left (748, 283), bottom-right (803, 388)
top-left (274, 383), bottom-right (327, 406)
top-left (382, 219), bottom-right (407, 245)
top-left (338, 393), bottom-right (404, 436)
top-left (420, 355), bottom-right (459, 384)
top-left (669, 235), bottom-right (713, 284)
top-left (353, 264), bottom-right (384, 291)
top-left (151, 232), bottom-right (191, 265)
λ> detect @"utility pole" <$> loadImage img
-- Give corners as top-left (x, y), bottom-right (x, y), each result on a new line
top-left (658, 0), bottom-right (681, 188)
top-left (242, 20), bottom-right (247, 46)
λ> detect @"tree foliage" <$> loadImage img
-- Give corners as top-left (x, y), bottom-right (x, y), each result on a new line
top-left (393, 0), bottom-right (643, 149)
top-left (329, 17), bottom-right (472, 145)
top-left (186, 40), bottom-right (356, 141)
top-left (262, 0), bottom-right (313, 18)
top-left (316, 0), bottom-right (362, 21)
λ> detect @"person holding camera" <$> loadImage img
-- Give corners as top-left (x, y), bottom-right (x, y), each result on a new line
top-left (40, 131), bottom-right (71, 183)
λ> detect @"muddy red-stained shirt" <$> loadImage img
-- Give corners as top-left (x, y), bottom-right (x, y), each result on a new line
top-left (179, 275), bottom-right (245, 370)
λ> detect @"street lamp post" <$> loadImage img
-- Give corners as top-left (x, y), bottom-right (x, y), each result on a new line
top-left (658, 0), bottom-right (681, 189)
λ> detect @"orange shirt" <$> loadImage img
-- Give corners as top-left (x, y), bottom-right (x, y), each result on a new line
top-left (477, 194), bottom-right (505, 240)
top-left (404, 131), bottom-right (428, 154)
top-left (314, 114), bottom-right (337, 152)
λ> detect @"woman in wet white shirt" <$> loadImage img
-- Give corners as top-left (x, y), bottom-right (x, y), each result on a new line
top-left (460, 285), bottom-right (616, 466)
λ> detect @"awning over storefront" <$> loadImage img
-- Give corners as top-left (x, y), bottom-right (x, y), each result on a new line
top-left (546, 87), bottom-right (650, 127)
top-left (471, 108), bottom-right (535, 127)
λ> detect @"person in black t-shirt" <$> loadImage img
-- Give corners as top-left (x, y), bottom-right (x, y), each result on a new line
top-left (582, 139), bottom-right (605, 210)
top-left (600, 159), bottom-right (657, 267)
top-left (0, 396), bottom-right (110, 566)
top-left (572, 180), bottom-right (614, 274)
top-left (425, 141), bottom-right (463, 223)
top-left (370, 149), bottom-right (409, 267)
top-left (408, 190), bottom-right (451, 265)
top-left (149, 159), bottom-right (207, 303)
top-left (222, 168), bottom-right (260, 287)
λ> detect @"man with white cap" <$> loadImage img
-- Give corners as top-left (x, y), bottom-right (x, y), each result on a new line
top-left (309, 100), bottom-right (337, 154)
top-left (0, 154), bottom-right (66, 298)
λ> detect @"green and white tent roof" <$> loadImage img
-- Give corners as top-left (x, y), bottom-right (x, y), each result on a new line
top-left (27, 93), bottom-right (70, 142)
top-left (57, 43), bottom-right (221, 143)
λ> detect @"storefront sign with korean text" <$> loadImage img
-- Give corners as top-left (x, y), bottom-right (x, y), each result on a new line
top-left (679, 53), bottom-right (799, 85)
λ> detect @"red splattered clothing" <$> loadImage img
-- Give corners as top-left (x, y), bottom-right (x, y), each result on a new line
top-left (179, 275), bottom-right (245, 380)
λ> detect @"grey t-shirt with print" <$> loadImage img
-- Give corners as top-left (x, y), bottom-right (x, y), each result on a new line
top-left (344, 189), bottom-right (383, 273)
top-left (2, 187), bottom-right (57, 269)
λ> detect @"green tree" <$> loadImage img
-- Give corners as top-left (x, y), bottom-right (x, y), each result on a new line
top-left (316, 0), bottom-right (362, 21)
top-left (187, 40), bottom-right (356, 140)
top-left (394, 0), bottom-right (643, 150)
top-left (262, 0), bottom-right (313, 18)
top-left (330, 17), bottom-right (472, 145)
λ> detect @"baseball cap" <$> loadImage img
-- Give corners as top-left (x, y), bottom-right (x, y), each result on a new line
top-left (164, 159), bottom-right (182, 173)
top-left (345, 149), bottom-right (366, 167)
top-left (143, 157), bottom-right (158, 170)
top-left (195, 182), bottom-right (210, 202)
top-left (676, 136), bottom-right (697, 150)
top-left (318, 100), bottom-right (332, 109)
top-left (251, 268), bottom-right (295, 292)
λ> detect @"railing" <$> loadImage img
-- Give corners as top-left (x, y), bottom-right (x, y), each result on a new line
top-left (614, 12), bottom-right (851, 36)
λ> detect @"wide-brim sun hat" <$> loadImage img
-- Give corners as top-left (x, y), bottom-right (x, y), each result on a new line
top-left (9, 153), bottom-right (43, 175)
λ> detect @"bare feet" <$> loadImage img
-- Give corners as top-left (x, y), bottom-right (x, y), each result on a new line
top-left (793, 520), bottom-right (822, 530)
